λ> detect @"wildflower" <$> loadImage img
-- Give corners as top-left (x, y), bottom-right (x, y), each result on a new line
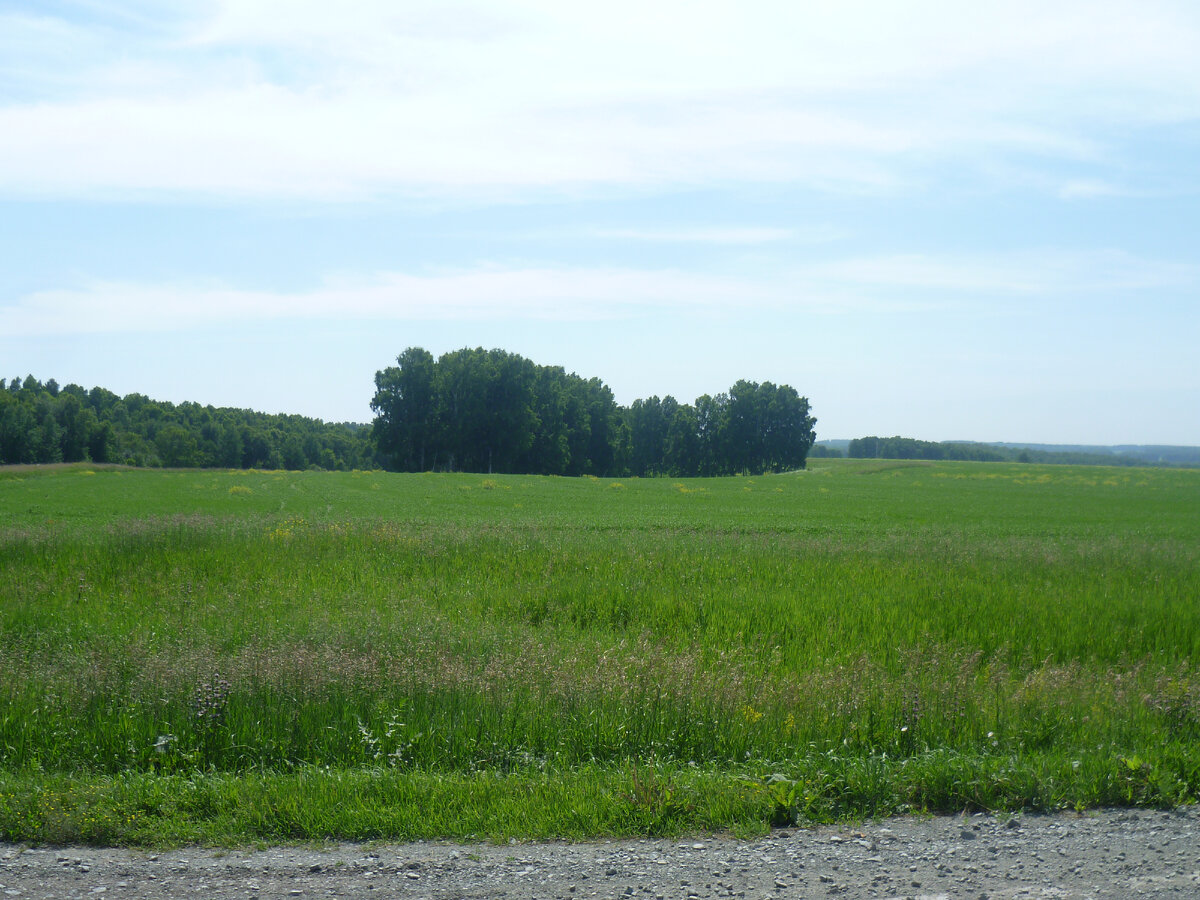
top-left (192, 674), bottom-right (232, 727)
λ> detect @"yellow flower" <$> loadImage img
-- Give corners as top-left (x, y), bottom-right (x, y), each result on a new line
top-left (741, 704), bottom-right (763, 723)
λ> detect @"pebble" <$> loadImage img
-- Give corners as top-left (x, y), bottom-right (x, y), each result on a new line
top-left (1, 807), bottom-right (1198, 899)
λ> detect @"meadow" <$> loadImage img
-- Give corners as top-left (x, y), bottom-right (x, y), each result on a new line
top-left (1, 460), bottom-right (1198, 845)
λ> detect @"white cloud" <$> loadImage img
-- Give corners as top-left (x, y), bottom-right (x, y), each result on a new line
top-left (803, 250), bottom-right (1200, 299)
top-left (1, 1), bottom-right (1198, 199)
top-left (6, 249), bottom-right (1193, 337)
top-left (0, 86), bottom-right (930, 198)
top-left (1057, 179), bottom-right (1132, 200)
top-left (588, 226), bottom-right (841, 244)
top-left (0, 267), bottom-right (790, 336)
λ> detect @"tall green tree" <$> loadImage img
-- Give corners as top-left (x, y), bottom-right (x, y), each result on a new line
top-left (371, 347), bottom-right (437, 471)
top-left (522, 366), bottom-right (572, 475)
top-left (155, 424), bottom-right (197, 467)
top-left (0, 392), bottom-right (36, 463)
top-left (627, 395), bottom-right (678, 477)
top-left (762, 383), bottom-right (816, 471)
top-left (664, 403), bottom-right (701, 476)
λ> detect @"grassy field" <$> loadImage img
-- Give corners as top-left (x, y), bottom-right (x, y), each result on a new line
top-left (1, 460), bottom-right (1198, 845)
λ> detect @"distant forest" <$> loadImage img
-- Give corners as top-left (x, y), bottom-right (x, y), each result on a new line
top-left (9, 362), bottom-right (1187, 474)
top-left (815, 435), bottom-right (1200, 468)
top-left (371, 347), bottom-right (817, 477)
top-left (0, 376), bottom-right (376, 470)
top-left (1, 350), bottom-right (818, 477)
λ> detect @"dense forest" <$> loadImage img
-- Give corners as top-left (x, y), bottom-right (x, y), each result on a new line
top-left (371, 347), bottom-right (817, 476)
top-left (847, 435), bottom-right (1007, 462)
top-left (0, 376), bottom-right (376, 470)
top-left (1, 350), bottom-right (817, 476)
top-left (842, 435), bottom-right (1197, 467)
top-left (6, 365), bottom-right (1191, 474)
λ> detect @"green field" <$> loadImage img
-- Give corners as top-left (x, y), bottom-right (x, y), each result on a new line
top-left (1, 460), bottom-right (1198, 845)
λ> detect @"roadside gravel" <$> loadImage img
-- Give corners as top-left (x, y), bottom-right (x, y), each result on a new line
top-left (3, 806), bottom-right (1198, 899)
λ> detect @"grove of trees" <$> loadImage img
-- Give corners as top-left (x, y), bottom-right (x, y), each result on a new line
top-left (2, 352), bottom-right (818, 477)
top-left (371, 347), bottom-right (817, 476)
top-left (0, 376), bottom-right (376, 470)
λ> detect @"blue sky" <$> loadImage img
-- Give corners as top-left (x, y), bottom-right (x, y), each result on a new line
top-left (2, 1), bottom-right (1198, 444)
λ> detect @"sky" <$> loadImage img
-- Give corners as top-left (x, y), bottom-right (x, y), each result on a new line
top-left (1, 1), bottom-right (1198, 445)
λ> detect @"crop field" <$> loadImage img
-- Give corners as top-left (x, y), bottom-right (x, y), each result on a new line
top-left (1, 460), bottom-right (1198, 845)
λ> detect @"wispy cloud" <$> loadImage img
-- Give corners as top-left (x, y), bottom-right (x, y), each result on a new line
top-left (1057, 179), bottom-right (1135, 200)
top-left (588, 226), bottom-right (845, 245)
top-left (6, 249), bottom-right (1193, 337)
top-left (806, 250), bottom-right (1199, 295)
top-left (0, 267), bottom-right (789, 336)
top-left (2, 1), bottom-right (1198, 200)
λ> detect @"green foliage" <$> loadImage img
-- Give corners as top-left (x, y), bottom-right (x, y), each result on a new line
top-left (1, 461), bottom-right (1198, 842)
top-left (372, 347), bottom-right (626, 475)
top-left (0, 376), bottom-right (376, 470)
top-left (371, 347), bottom-right (816, 477)
top-left (849, 435), bottom-right (1006, 461)
top-left (847, 435), bottom-right (1199, 468)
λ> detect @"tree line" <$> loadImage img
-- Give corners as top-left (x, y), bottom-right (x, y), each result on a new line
top-left (0, 376), bottom-right (376, 470)
top-left (1, 351), bottom-right (818, 477)
top-left (371, 347), bottom-right (817, 476)
top-left (844, 435), bottom-right (1190, 467)
top-left (847, 435), bottom-right (1007, 462)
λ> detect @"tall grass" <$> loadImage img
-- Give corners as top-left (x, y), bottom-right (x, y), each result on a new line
top-left (1, 461), bottom-right (1198, 842)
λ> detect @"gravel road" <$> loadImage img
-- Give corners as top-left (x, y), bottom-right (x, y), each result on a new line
top-left (3, 807), bottom-right (1198, 899)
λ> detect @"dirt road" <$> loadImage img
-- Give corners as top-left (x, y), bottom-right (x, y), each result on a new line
top-left (3, 806), bottom-right (1198, 899)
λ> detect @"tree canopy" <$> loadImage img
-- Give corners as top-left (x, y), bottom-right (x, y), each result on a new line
top-left (372, 347), bottom-right (626, 475)
top-left (371, 347), bottom-right (817, 476)
top-left (847, 435), bottom-right (1005, 462)
top-left (2, 353), bottom-right (819, 477)
top-left (845, 435), bottom-right (1191, 467)
top-left (0, 376), bottom-right (376, 470)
